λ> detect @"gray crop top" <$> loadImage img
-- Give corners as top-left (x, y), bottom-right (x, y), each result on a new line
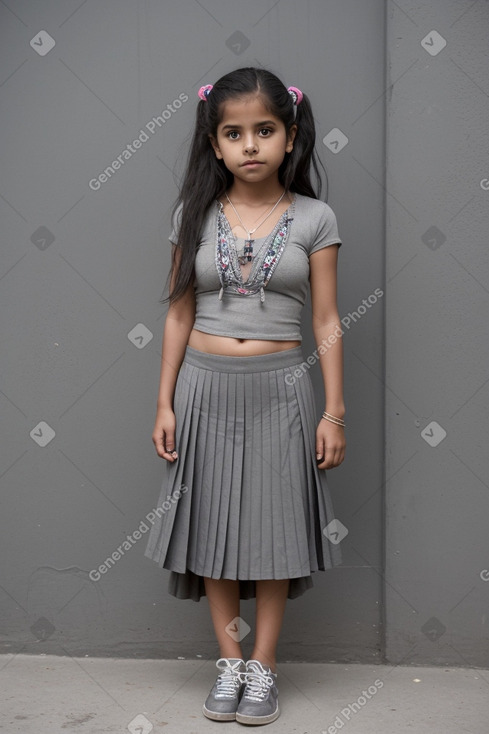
top-left (169, 192), bottom-right (342, 341)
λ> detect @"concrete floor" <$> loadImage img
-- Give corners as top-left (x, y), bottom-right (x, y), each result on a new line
top-left (1, 654), bottom-right (488, 733)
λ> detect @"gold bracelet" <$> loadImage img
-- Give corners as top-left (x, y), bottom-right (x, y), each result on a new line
top-left (322, 411), bottom-right (346, 427)
top-left (323, 410), bottom-right (345, 426)
top-left (323, 411), bottom-right (345, 422)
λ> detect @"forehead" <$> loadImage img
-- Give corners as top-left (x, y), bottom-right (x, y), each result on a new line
top-left (217, 94), bottom-right (282, 126)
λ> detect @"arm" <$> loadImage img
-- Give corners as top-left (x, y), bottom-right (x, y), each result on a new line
top-left (153, 244), bottom-right (196, 461)
top-left (309, 244), bottom-right (346, 469)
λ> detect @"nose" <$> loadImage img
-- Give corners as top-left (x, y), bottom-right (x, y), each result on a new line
top-left (243, 133), bottom-right (258, 154)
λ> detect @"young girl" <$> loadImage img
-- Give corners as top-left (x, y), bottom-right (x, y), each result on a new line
top-left (144, 67), bottom-right (345, 726)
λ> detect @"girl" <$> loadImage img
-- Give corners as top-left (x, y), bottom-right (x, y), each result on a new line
top-left (144, 67), bottom-right (346, 726)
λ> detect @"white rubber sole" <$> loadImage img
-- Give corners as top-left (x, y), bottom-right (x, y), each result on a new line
top-left (202, 703), bottom-right (237, 721)
top-left (235, 704), bottom-right (280, 725)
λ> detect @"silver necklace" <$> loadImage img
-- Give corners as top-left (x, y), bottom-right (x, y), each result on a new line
top-left (224, 190), bottom-right (287, 264)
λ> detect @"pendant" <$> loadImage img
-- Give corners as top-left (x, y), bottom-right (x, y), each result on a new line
top-left (243, 238), bottom-right (254, 262)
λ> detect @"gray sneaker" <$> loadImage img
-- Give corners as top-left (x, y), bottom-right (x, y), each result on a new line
top-left (235, 659), bottom-right (279, 725)
top-left (202, 657), bottom-right (246, 721)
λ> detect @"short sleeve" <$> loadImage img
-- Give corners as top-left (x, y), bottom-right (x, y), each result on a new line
top-left (169, 201), bottom-right (183, 246)
top-left (309, 204), bottom-right (342, 255)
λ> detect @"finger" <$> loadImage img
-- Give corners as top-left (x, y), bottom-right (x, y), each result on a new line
top-left (318, 444), bottom-right (336, 470)
top-left (316, 436), bottom-right (325, 464)
top-left (316, 452), bottom-right (329, 470)
top-left (163, 431), bottom-right (178, 462)
top-left (326, 447), bottom-right (343, 469)
top-left (152, 430), bottom-right (165, 456)
top-left (153, 430), bottom-right (178, 461)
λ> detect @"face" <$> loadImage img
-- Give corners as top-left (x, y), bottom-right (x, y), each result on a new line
top-left (209, 94), bottom-right (297, 187)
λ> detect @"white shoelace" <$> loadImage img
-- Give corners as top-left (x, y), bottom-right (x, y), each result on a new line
top-left (241, 664), bottom-right (275, 702)
top-left (214, 658), bottom-right (244, 698)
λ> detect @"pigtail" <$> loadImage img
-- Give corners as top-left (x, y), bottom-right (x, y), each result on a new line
top-left (281, 91), bottom-right (327, 201)
top-left (161, 101), bottom-right (230, 306)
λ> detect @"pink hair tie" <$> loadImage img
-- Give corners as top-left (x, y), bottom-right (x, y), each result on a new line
top-left (287, 86), bottom-right (303, 105)
top-left (198, 84), bottom-right (213, 101)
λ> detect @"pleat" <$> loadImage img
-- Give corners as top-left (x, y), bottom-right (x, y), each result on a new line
top-left (143, 361), bottom-right (197, 567)
top-left (293, 369), bottom-right (343, 570)
top-left (272, 366), bottom-right (297, 576)
top-left (260, 370), bottom-right (274, 577)
top-left (244, 370), bottom-right (261, 578)
top-left (204, 369), bottom-right (228, 576)
top-left (205, 369), bottom-right (229, 570)
top-left (214, 371), bottom-right (238, 577)
top-left (174, 364), bottom-right (209, 569)
top-left (144, 345), bottom-right (342, 602)
top-left (228, 371), bottom-right (245, 576)
top-left (190, 366), bottom-right (215, 572)
top-left (277, 364), bottom-right (311, 577)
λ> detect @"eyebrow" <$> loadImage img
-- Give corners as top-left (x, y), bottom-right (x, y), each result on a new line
top-left (221, 120), bottom-right (277, 130)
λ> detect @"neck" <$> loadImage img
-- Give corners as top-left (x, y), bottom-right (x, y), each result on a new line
top-left (227, 177), bottom-right (286, 205)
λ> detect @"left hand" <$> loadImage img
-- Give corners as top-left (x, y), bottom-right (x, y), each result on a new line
top-left (316, 419), bottom-right (346, 470)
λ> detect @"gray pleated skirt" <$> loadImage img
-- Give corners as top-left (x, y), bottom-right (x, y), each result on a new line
top-left (144, 344), bottom-right (342, 601)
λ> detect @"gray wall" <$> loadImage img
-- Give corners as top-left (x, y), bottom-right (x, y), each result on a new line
top-left (385, 1), bottom-right (489, 667)
top-left (0, 0), bottom-right (486, 668)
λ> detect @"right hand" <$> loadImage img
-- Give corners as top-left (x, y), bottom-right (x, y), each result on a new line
top-left (152, 407), bottom-right (179, 462)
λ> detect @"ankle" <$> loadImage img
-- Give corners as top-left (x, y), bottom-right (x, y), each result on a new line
top-left (219, 651), bottom-right (244, 661)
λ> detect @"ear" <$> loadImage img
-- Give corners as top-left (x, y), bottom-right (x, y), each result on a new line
top-left (285, 124), bottom-right (297, 153)
top-left (209, 134), bottom-right (223, 160)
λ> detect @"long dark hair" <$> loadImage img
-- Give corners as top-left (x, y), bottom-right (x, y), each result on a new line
top-left (162, 67), bottom-right (328, 306)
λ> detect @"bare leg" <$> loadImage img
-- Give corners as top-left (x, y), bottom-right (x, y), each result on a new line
top-left (250, 579), bottom-right (290, 673)
top-left (204, 577), bottom-right (244, 659)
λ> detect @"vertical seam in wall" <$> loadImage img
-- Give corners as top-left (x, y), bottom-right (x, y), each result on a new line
top-left (380, 0), bottom-right (389, 665)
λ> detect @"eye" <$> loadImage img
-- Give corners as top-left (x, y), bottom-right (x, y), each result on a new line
top-left (259, 128), bottom-right (273, 137)
top-left (226, 130), bottom-right (240, 140)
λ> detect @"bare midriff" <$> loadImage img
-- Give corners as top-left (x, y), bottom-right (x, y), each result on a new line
top-left (187, 328), bottom-right (301, 356)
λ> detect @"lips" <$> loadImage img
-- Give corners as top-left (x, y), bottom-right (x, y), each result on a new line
top-left (241, 160), bottom-right (263, 166)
